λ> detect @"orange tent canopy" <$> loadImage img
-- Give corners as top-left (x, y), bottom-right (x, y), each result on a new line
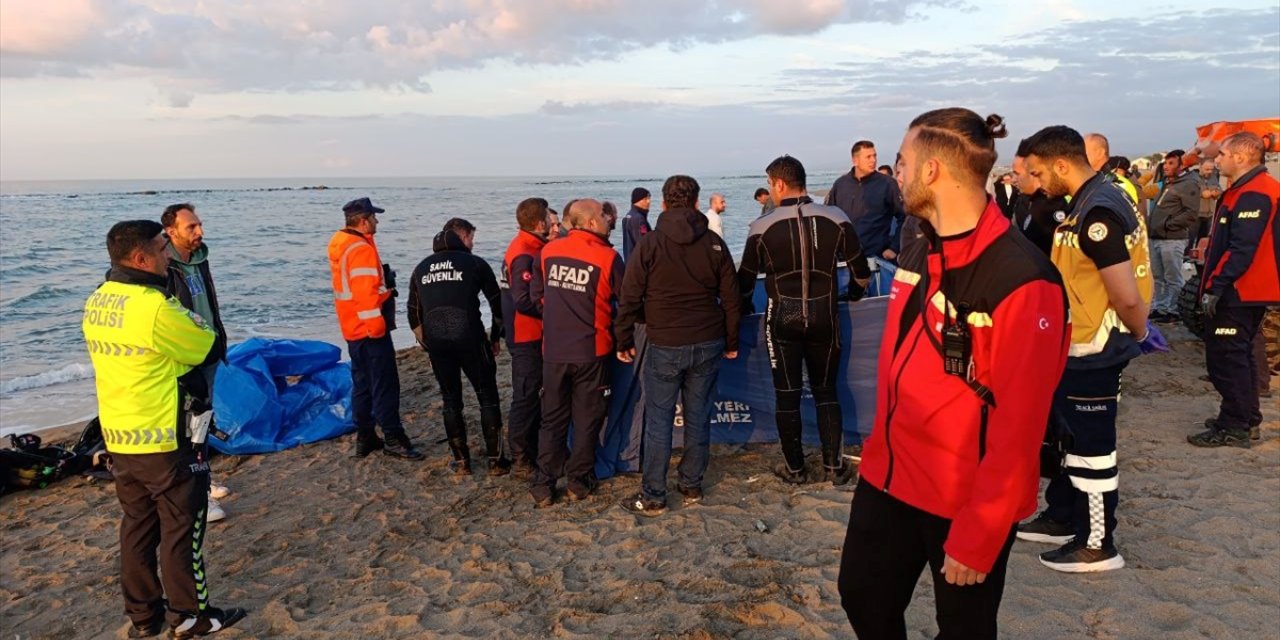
top-left (1184, 118), bottom-right (1280, 168)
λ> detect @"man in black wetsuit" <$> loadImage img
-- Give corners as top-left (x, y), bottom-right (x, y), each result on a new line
top-left (407, 218), bottom-right (511, 476)
top-left (738, 155), bottom-right (872, 485)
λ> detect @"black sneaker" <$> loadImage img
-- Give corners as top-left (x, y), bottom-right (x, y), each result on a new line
top-left (1039, 540), bottom-right (1125, 573)
top-left (382, 435), bottom-right (425, 460)
top-left (1187, 427), bottom-right (1251, 448)
top-left (1016, 512), bottom-right (1075, 544)
top-left (1203, 417), bottom-right (1261, 441)
top-left (351, 434), bottom-right (383, 458)
top-left (128, 618), bottom-right (165, 638)
top-left (620, 492), bottom-right (667, 517)
top-left (677, 485), bottom-right (703, 505)
top-left (773, 462), bottom-right (808, 485)
top-left (169, 607), bottom-right (247, 638)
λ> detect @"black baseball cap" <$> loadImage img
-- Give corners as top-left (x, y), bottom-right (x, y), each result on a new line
top-left (342, 197), bottom-right (385, 215)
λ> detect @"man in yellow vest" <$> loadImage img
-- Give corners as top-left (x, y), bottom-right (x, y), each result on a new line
top-left (1018, 126), bottom-right (1156, 574)
top-left (83, 220), bottom-right (246, 638)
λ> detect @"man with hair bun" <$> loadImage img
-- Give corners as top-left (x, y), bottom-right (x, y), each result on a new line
top-left (839, 108), bottom-right (1069, 638)
top-left (1018, 125), bottom-right (1156, 574)
top-left (1188, 131), bottom-right (1279, 448)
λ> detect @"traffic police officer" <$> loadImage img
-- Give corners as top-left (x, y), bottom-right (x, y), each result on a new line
top-left (84, 220), bottom-right (245, 638)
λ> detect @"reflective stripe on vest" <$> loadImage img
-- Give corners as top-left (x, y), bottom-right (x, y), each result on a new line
top-left (334, 240), bottom-right (370, 301)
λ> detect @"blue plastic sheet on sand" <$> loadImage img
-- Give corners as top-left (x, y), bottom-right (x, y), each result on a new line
top-left (210, 338), bottom-right (354, 455)
top-left (595, 263), bottom-right (893, 480)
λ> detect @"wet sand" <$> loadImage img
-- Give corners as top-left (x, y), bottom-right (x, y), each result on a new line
top-left (1, 326), bottom-right (1277, 639)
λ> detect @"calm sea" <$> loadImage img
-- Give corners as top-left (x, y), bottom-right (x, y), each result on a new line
top-left (0, 173), bottom-right (844, 434)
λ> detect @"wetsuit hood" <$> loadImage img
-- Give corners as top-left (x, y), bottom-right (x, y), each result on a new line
top-left (432, 229), bottom-right (471, 253)
top-left (655, 207), bottom-right (708, 245)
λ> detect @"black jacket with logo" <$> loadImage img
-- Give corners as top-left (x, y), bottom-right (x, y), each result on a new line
top-left (615, 207), bottom-right (741, 352)
top-left (407, 231), bottom-right (502, 350)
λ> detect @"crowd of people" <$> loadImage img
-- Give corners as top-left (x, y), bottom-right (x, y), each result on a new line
top-left (80, 105), bottom-right (1277, 638)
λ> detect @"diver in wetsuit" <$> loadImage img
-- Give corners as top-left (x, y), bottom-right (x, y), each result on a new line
top-left (738, 155), bottom-right (871, 485)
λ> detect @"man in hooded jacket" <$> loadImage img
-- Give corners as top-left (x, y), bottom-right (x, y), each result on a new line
top-left (407, 218), bottom-right (510, 475)
top-left (614, 175), bottom-right (741, 516)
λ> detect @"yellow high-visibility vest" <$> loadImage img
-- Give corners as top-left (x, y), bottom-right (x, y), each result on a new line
top-left (82, 279), bottom-right (215, 454)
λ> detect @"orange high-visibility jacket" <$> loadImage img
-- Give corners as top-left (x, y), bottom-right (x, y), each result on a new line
top-left (328, 229), bottom-right (392, 341)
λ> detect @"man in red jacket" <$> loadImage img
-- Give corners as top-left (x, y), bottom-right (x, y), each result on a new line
top-left (1189, 131), bottom-right (1279, 447)
top-left (501, 198), bottom-right (551, 473)
top-left (839, 108), bottom-right (1069, 639)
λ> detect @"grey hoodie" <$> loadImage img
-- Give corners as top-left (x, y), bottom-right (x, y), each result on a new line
top-left (1149, 170), bottom-right (1200, 240)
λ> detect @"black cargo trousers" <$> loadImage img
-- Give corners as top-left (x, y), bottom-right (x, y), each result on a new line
top-left (111, 445), bottom-right (211, 627)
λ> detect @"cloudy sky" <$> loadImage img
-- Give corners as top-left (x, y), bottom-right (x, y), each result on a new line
top-left (1, 0), bottom-right (1277, 180)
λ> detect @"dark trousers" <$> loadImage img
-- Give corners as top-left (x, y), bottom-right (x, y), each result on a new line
top-left (640, 339), bottom-right (724, 501)
top-left (113, 447), bottom-right (211, 627)
top-left (1206, 298), bottom-right (1266, 430)
top-left (427, 339), bottom-right (503, 458)
top-left (839, 482), bottom-right (1015, 640)
top-left (507, 342), bottom-right (544, 465)
top-left (1044, 362), bottom-right (1125, 549)
top-left (348, 334), bottom-right (404, 438)
top-left (532, 358), bottom-right (609, 499)
top-left (765, 317), bottom-right (844, 471)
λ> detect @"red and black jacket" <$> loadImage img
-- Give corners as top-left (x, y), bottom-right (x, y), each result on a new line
top-left (859, 201), bottom-right (1070, 574)
top-left (501, 230), bottom-right (547, 347)
top-left (533, 229), bottom-right (625, 363)
top-left (1201, 165), bottom-right (1280, 305)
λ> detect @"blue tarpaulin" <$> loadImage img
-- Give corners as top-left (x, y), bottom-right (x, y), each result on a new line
top-left (595, 262), bottom-right (894, 480)
top-left (210, 338), bottom-right (355, 455)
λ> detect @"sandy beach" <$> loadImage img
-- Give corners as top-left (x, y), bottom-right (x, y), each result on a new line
top-left (1, 325), bottom-right (1276, 639)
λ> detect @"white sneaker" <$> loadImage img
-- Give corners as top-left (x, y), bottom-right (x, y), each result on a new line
top-left (209, 482), bottom-right (231, 500)
top-left (207, 498), bottom-right (227, 522)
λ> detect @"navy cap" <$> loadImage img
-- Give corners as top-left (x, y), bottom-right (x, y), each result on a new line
top-left (631, 187), bottom-right (650, 204)
top-left (342, 197), bottom-right (385, 215)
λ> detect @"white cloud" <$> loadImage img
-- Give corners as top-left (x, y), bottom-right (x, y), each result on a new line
top-left (0, 0), bottom-right (950, 100)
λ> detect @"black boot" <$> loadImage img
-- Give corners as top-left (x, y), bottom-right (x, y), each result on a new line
top-left (487, 456), bottom-right (512, 477)
top-left (382, 432), bottom-right (425, 460)
top-left (822, 448), bottom-right (857, 486)
top-left (351, 427), bottom-right (383, 458)
top-left (447, 437), bottom-right (473, 474)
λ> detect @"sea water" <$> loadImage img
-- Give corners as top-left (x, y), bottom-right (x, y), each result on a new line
top-left (0, 173), bottom-right (842, 434)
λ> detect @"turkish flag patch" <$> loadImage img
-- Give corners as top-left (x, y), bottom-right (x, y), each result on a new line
top-left (521, 271), bottom-right (532, 282)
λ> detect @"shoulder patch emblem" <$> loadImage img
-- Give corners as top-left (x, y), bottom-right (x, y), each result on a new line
top-left (1053, 210), bottom-right (1066, 223)
top-left (521, 270), bottom-right (532, 282)
top-left (186, 310), bottom-right (209, 329)
top-left (1087, 222), bottom-right (1109, 242)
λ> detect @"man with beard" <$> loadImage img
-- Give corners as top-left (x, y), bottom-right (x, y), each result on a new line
top-left (839, 109), bottom-right (1068, 639)
top-left (1188, 132), bottom-right (1279, 448)
top-left (1010, 141), bottom-right (1071, 256)
top-left (1019, 126), bottom-right (1155, 573)
top-left (162, 203), bottom-right (232, 522)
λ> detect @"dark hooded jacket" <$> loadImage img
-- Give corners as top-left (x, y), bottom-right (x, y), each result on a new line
top-left (407, 230), bottom-right (502, 350)
top-left (614, 207), bottom-right (740, 352)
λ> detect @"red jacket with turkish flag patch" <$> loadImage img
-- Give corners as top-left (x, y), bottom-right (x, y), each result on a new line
top-left (858, 201), bottom-right (1070, 573)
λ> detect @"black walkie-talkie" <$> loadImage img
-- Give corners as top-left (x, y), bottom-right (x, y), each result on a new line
top-left (942, 304), bottom-right (972, 378)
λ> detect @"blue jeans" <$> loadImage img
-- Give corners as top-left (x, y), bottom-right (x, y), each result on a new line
top-left (641, 338), bottom-right (725, 501)
top-left (1149, 238), bottom-right (1186, 314)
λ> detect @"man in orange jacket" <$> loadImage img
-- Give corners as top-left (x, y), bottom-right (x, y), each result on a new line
top-left (328, 197), bottom-right (423, 460)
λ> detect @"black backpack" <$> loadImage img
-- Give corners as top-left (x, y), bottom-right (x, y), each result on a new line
top-left (0, 419), bottom-right (108, 495)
